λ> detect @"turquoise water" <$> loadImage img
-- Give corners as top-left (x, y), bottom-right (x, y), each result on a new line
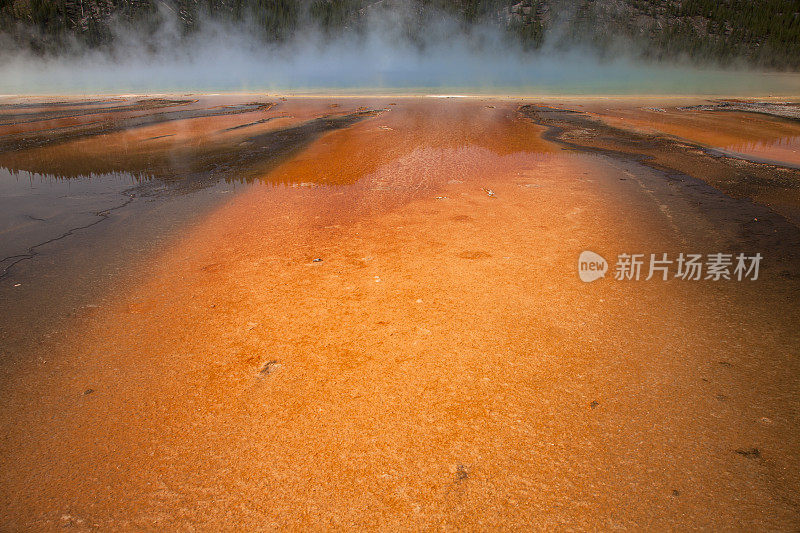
top-left (3, 51), bottom-right (800, 96)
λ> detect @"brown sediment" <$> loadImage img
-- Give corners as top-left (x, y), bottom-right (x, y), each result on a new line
top-left (581, 104), bottom-right (800, 167)
top-left (220, 115), bottom-right (290, 132)
top-left (1, 97), bottom-right (800, 530)
top-left (519, 103), bottom-right (800, 231)
top-left (0, 98), bottom-right (196, 127)
top-left (678, 100), bottom-right (800, 122)
top-left (0, 98), bottom-right (126, 110)
top-left (0, 99), bottom-right (275, 153)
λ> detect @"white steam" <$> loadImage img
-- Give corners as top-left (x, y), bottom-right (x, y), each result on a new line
top-left (1, 5), bottom-right (799, 95)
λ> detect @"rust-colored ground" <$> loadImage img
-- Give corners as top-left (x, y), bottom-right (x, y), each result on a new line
top-left (1, 97), bottom-right (799, 530)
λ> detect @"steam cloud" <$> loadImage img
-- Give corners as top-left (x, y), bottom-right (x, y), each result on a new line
top-left (1, 5), bottom-right (799, 95)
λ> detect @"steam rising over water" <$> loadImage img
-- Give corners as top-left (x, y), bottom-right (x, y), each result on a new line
top-left (2, 12), bottom-right (800, 95)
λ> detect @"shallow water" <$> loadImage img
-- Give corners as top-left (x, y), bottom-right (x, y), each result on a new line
top-left (6, 53), bottom-right (800, 96)
top-left (0, 169), bottom-right (139, 277)
top-left (719, 135), bottom-right (800, 167)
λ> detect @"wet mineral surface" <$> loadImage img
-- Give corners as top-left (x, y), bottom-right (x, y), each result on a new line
top-left (1, 95), bottom-right (799, 530)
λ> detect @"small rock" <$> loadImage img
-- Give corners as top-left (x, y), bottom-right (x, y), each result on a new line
top-left (735, 448), bottom-right (761, 459)
top-left (759, 417), bottom-right (773, 426)
top-left (450, 464), bottom-right (469, 481)
top-left (312, 258), bottom-right (323, 262)
top-left (59, 514), bottom-right (85, 527)
top-left (258, 360), bottom-right (281, 376)
top-left (83, 388), bottom-right (94, 395)
top-left (590, 400), bottom-right (599, 409)
top-left (672, 489), bottom-right (680, 497)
